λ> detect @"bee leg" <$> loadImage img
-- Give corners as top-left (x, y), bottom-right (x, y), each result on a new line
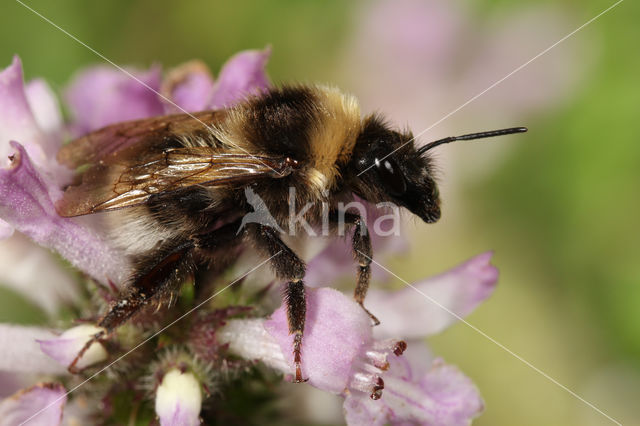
top-left (68, 239), bottom-right (194, 374)
top-left (331, 211), bottom-right (380, 326)
top-left (285, 280), bottom-right (306, 383)
top-left (67, 330), bottom-right (106, 374)
top-left (244, 224), bottom-right (307, 382)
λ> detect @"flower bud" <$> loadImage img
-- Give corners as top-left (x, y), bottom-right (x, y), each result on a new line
top-left (155, 368), bottom-right (202, 426)
top-left (38, 324), bottom-right (107, 370)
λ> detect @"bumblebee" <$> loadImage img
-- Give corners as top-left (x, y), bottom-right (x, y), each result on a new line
top-left (57, 84), bottom-right (526, 379)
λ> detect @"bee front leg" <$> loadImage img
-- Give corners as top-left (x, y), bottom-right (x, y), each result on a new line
top-left (330, 211), bottom-right (379, 326)
top-left (68, 240), bottom-right (195, 374)
top-left (244, 224), bottom-right (307, 383)
top-left (67, 330), bottom-right (106, 374)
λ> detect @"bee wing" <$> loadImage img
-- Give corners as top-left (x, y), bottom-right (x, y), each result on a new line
top-left (56, 148), bottom-right (297, 217)
top-left (57, 110), bottom-right (224, 168)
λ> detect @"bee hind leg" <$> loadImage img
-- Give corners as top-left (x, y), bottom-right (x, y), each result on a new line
top-left (285, 280), bottom-right (306, 382)
top-left (67, 239), bottom-right (195, 374)
top-left (244, 224), bottom-right (308, 382)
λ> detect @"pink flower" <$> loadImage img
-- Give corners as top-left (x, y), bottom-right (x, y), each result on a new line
top-left (37, 325), bottom-right (108, 371)
top-left (0, 49), bottom-right (272, 289)
top-left (0, 51), bottom-right (271, 424)
top-left (207, 48), bottom-right (271, 109)
top-left (0, 55), bottom-right (66, 241)
top-left (367, 252), bottom-right (498, 339)
top-left (160, 48), bottom-right (271, 113)
top-left (0, 324), bottom-right (69, 376)
top-left (0, 56), bottom-right (129, 287)
top-left (0, 141), bottom-right (129, 285)
top-left (219, 253), bottom-right (497, 425)
top-left (65, 64), bottom-right (165, 137)
top-left (1, 50), bottom-right (497, 425)
top-left (343, 356), bottom-right (484, 426)
top-left (0, 234), bottom-right (79, 316)
top-left (66, 47), bottom-right (271, 135)
top-left (161, 60), bottom-right (215, 113)
top-left (0, 383), bottom-right (67, 426)
top-left (0, 56), bottom-right (66, 183)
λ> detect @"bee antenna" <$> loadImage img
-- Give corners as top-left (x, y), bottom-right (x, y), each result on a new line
top-left (417, 127), bottom-right (527, 154)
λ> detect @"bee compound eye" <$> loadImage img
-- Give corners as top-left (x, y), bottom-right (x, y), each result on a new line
top-left (374, 157), bottom-right (407, 196)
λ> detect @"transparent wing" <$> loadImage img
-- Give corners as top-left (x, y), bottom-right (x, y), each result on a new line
top-left (57, 110), bottom-right (225, 168)
top-left (56, 148), bottom-right (297, 217)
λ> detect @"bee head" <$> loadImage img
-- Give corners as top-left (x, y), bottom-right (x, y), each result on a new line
top-left (347, 116), bottom-right (526, 224)
top-left (348, 115), bottom-right (442, 223)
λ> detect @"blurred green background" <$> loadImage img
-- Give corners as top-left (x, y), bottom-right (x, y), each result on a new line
top-left (1, 0), bottom-right (638, 424)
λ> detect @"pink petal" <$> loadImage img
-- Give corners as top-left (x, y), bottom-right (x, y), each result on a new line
top-left (220, 319), bottom-right (404, 399)
top-left (367, 252), bottom-right (498, 339)
top-left (264, 287), bottom-right (372, 393)
top-left (217, 318), bottom-right (291, 374)
top-left (25, 79), bottom-right (63, 140)
top-left (209, 48), bottom-right (271, 109)
top-left (161, 61), bottom-right (215, 113)
top-left (0, 234), bottom-right (79, 315)
top-left (344, 356), bottom-right (483, 426)
top-left (37, 325), bottom-right (107, 370)
top-left (0, 324), bottom-right (68, 375)
top-left (223, 292), bottom-right (483, 425)
top-left (0, 142), bottom-right (129, 285)
top-left (0, 56), bottom-right (42, 157)
top-left (0, 56), bottom-right (66, 186)
top-left (65, 64), bottom-right (164, 136)
top-left (416, 359), bottom-right (484, 424)
top-left (0, 382), bottom-right (67, 426)
top-left (343, 392), bottom-right (386, 426)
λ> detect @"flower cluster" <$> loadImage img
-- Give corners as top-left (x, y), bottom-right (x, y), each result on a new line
top-left (0, 50), bottom-right (497, 425)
